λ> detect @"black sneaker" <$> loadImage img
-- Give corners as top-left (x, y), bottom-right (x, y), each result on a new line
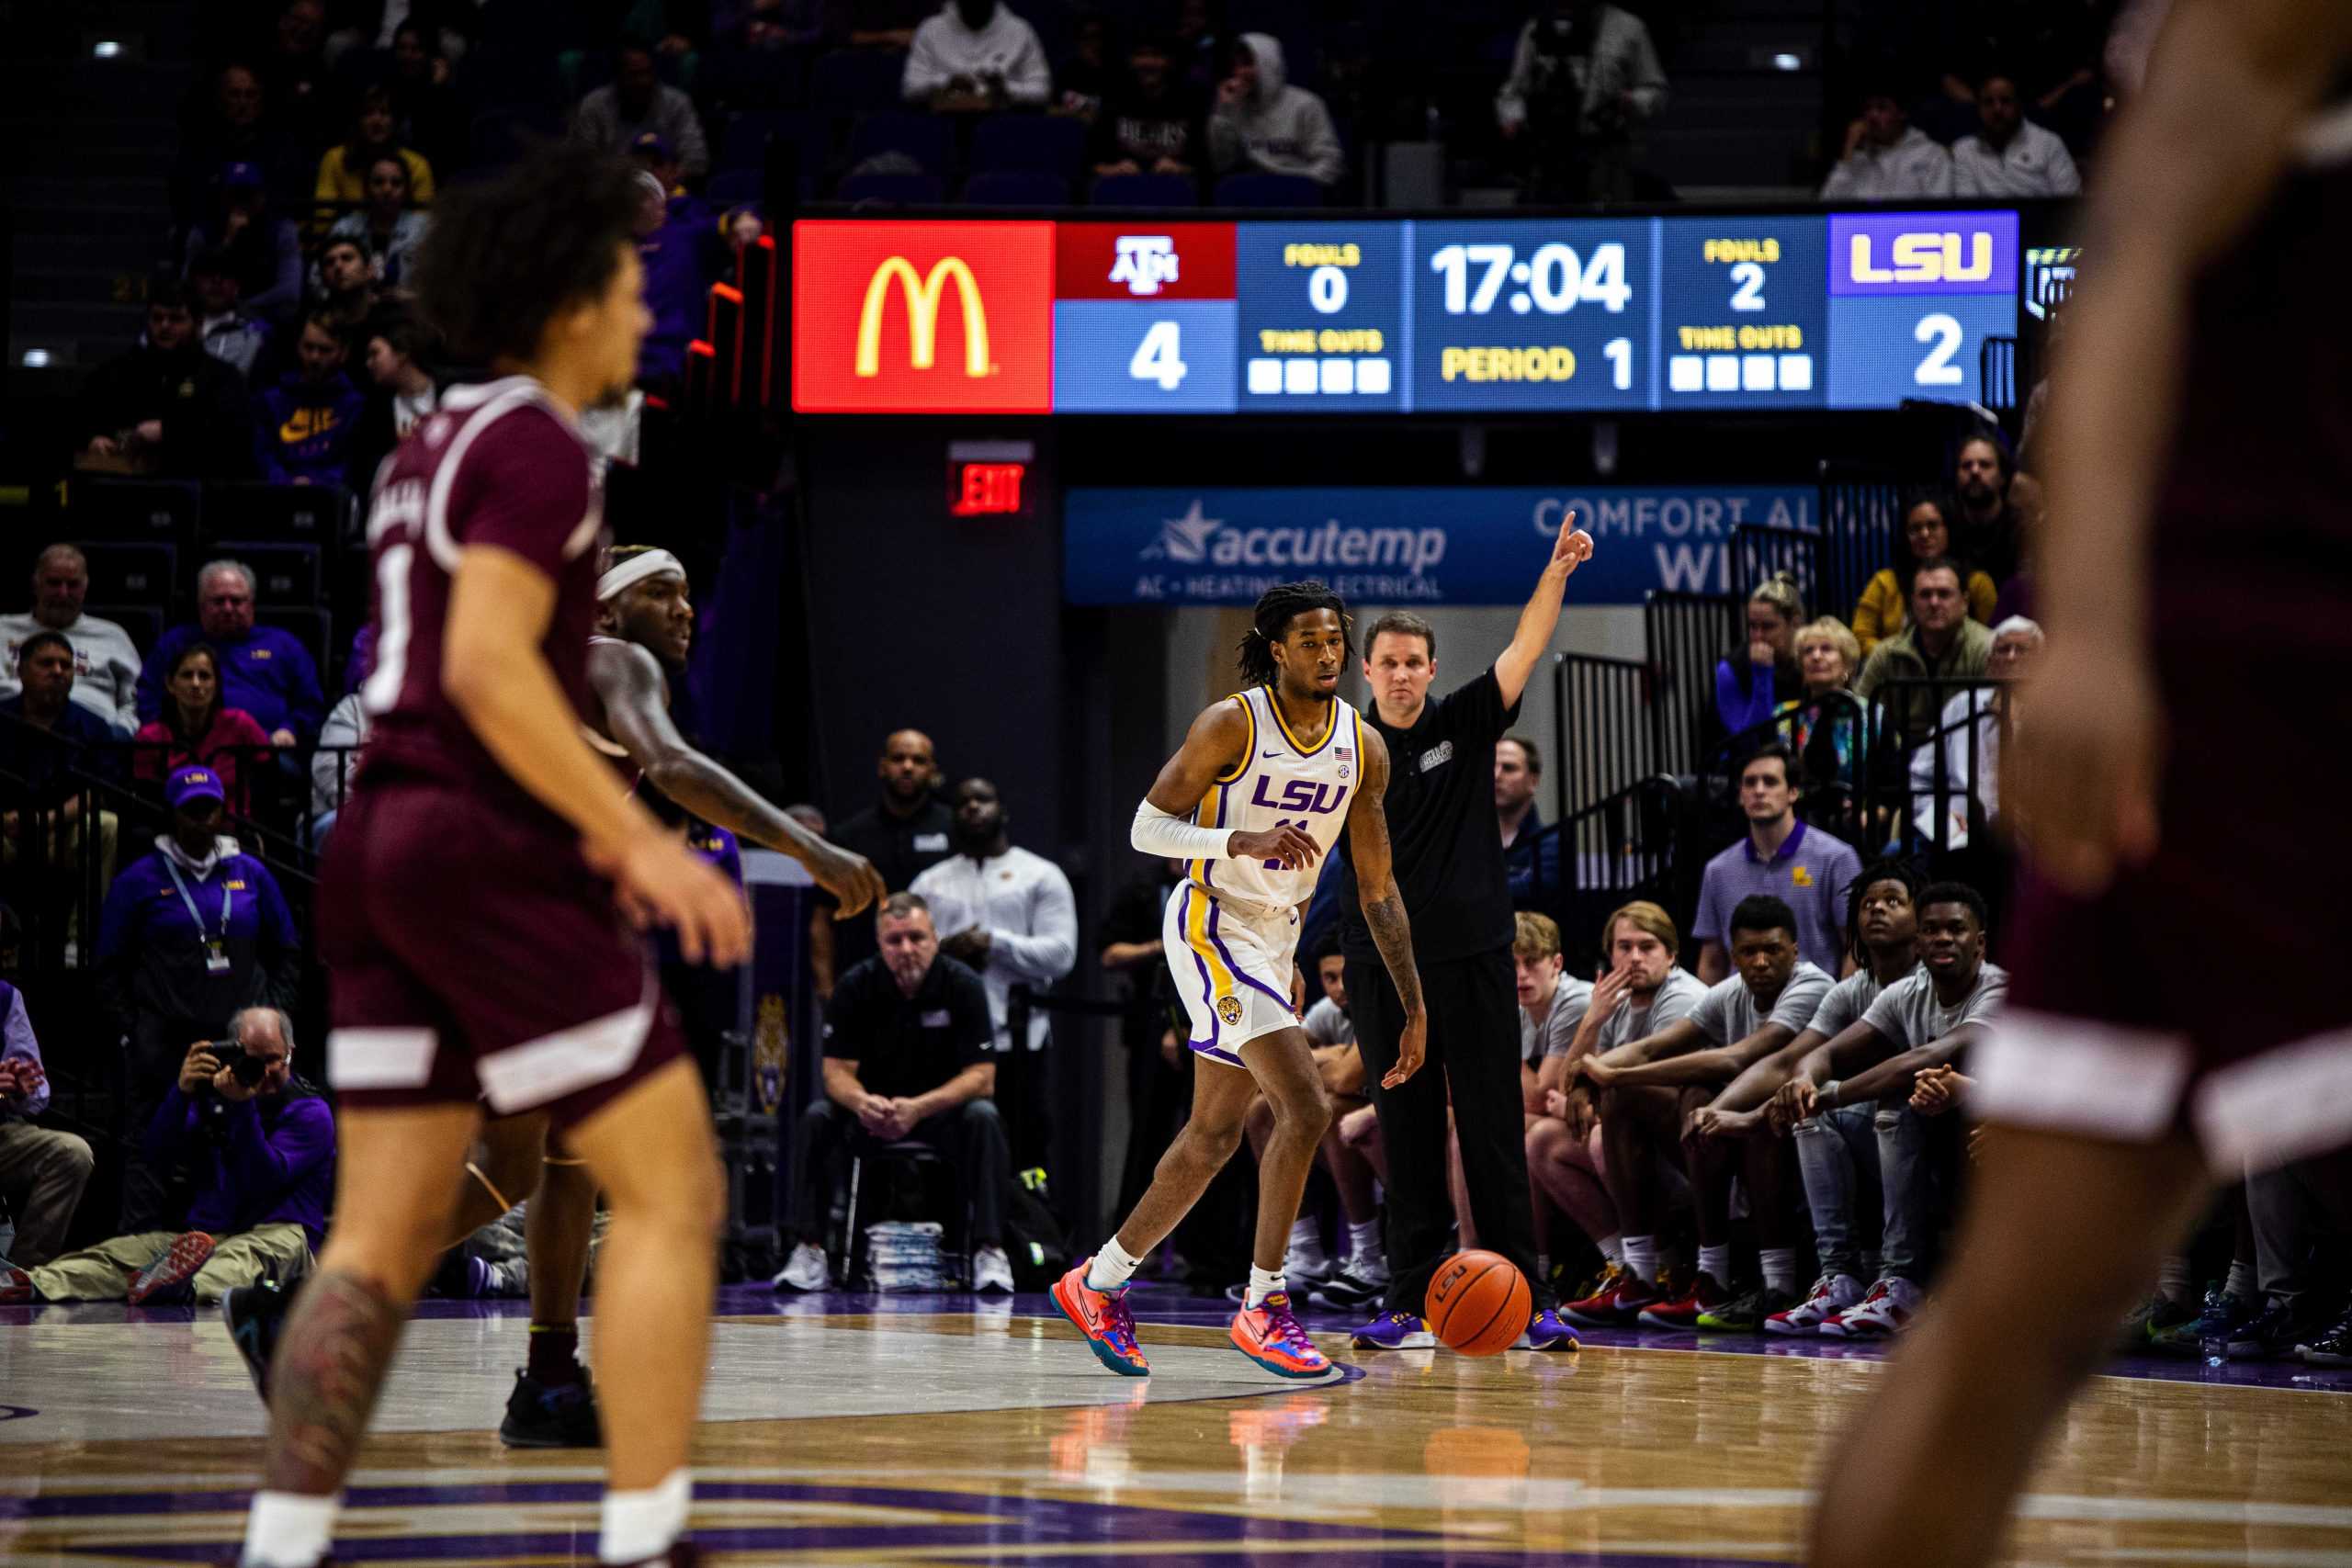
top-left (1695, 1281), bottom-right (1798, 1333)
top-left (1308, 1268), bottom-right (1388, 1310)
top-left (497, 1367), bottom-right (604, 1449)
top-left (220, 1277), bottom-right (293, 1401)
top-left (2222, 1297), bottom-right (2322, 1361)
top-left (2296, 1303), bottom-right (2352, 1367)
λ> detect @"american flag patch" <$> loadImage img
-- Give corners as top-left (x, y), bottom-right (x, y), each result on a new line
top-left (1335, 747), bottom-right (1353, 763)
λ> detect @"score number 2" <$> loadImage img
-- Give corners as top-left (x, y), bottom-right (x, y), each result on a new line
top-left (1913, 312), bottom-right (1964, 387)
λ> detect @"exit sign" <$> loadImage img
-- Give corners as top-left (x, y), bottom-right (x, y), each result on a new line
top-left (951, 460), bottom-right (1027, 515)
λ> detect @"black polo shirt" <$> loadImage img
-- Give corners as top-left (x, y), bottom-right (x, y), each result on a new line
top-left (822, 952), bottom-right (994, 1101)
top-left (829, 795), bottom-right (957, 974)
top-left (1337, 666), bottom-right (1520, 965)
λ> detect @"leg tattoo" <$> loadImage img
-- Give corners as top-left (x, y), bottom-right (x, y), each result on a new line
top-left (260, 1269), bottom-right (408, 1494)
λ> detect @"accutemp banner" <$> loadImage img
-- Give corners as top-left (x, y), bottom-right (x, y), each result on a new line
top-left (1064, 486), bottom-right (1815, 606)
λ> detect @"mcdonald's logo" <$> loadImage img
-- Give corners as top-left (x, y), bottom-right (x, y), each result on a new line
top-left (856, 256), bottom-right (989, 378)
top-left (795, 220), bottom-right (1053, 413)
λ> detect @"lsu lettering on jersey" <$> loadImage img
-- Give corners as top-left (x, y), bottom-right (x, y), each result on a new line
top-left (1162, 685), bottom-right (1362, 1066)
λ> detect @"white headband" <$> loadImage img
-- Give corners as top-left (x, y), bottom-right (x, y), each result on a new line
top-left (597, 548), bottom-right (684, 603)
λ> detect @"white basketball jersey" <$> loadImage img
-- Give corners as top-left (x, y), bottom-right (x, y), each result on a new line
top-left (1187, 685), bottom-right (1362, 912)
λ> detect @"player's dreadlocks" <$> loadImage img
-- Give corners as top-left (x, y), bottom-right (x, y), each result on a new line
top-left (1237, 580), bottom-right (1352, 687)
top-left (1842, 855), bottom-right (1923, 965)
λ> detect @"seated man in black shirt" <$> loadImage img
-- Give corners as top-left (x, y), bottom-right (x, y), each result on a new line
top-left (775, 892), bottom-right (1014, 1296)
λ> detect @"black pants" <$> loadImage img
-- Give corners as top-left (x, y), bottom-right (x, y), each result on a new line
top-left (790, 1097), bottom-right (1008, 1247)
top-left (1346, 945), bottom-right (1544, 1313)
top-left (990, 1042), bottom-right (1053, 1177)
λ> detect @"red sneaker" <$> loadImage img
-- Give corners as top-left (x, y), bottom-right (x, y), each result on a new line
top-left (130, 1232), bottom-right (217, 1304)
top-left (1637, 1269), bottom-right (1730, 1329)
top-left (1562, 1261), bottom-right (1665, 1328)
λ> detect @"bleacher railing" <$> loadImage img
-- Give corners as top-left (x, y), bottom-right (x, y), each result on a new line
top-left (1640, 590), bottom-right (1744, 781)
top-left (1815, 462), bottom-right (1903, 627)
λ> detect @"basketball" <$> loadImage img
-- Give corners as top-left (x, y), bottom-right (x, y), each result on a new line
top-left (1425, 1249), bottom-right (1532, 1357)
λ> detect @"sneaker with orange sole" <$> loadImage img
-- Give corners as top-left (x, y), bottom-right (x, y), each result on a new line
top-left (1230, 1291), bottom-right (1331, 1378)
top-left (130, 1231), bottom-right (217, 1305)
top-left (1051, 1259), bottom-right (1149, 1377)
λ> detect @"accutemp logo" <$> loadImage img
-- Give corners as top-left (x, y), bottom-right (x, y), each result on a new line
top-left (1109, 236), bottom-right (1180, 296)
top-left (792, 220), bottom-right (1052, 413)
top-left (1144, 499), bottom-right (1446, 574)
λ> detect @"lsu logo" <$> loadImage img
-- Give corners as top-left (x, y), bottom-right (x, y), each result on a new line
top-left (1217, 996), bottom-right (1244, 1026)
top-left (1830, 212), bottom-right (2016, 298)
top-left (1848, 231), bottom-right (1994, 285)
top-left (1249, 776), bottom-right (1343, 816)
top-left (856, 257), bottom-right (988, 378)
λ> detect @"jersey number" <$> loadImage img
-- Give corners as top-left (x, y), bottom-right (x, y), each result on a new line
top-left (361, 543), bottom-right (413, 716)
top-left (1263, 818), bottom-right (1309, 870)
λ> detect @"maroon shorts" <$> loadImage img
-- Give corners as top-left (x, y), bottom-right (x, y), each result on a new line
top-left (1974, 655), bottom-right (2352, 1173)
top-left (317, 775), bottom-right (684, 1127)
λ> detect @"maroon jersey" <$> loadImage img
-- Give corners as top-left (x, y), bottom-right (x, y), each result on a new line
top-left (357, 377), bottom-right (605, 818)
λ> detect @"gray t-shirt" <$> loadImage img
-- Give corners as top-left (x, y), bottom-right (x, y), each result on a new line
top-left (1807, 964), bottom-right (1921, 1040)
top-left (1304, 997), bottom-right (1355, 1048)
top-left (1687, 962), bottom-right (1833, 1047)
top-left (1861, 962), bottom-right (2008, 1049)
top-left (1521, 971), bottom-right (1594, 1063)
top-left (1586, 966), bottom-right (1711, 1055)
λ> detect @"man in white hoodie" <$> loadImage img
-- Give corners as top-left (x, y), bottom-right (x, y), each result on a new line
top-left (0, 546), bottom-right (142, 736)
top-left (1495, 1), bottom-right (1668, 200)
top-left (1209, 32), bottom-right (1344, 186)
top-left (1820, 85), bottom-right (1954, 202)
top-left (903, 0), bottom-right (1051, 110)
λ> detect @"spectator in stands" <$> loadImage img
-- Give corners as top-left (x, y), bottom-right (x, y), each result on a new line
top-left (910, 777), bottom-right (1077, 1183)
top-left (308, 684), bottom-right (368, 843)
top-left (628, 154), bottom-right (707, 388)
top-left (1513, 911), bottom-right (1595, 1292)
top-left (1774, 618), bottom-right (1871, 807)
top-left (96, 767), bottom-right (301, 1232)
top-left (131, 644), bottom-right (275, 813)
top-left (775, 893), bottom-right (1015, 1295)
top-left (259, 0), bottom-right (336, 152)
top-left (571, 38), bottom-right (712, 178)
top-left (310, 236), bottom-right (383, 344)
top-left (904, 0), bottom-right (1052, 110)
top-left (1855, 558), bottom-right (1994, 750)
top-left (1911, 615), bottom-right (2041, 850)
top-left (1090, 36), bottom-right (1205, 180)
top-left (0, 546), bottom-right (143, 734)
top-left (1170, 0), bottom-right (1221, 94)
top-left (0, 631), bottom-right (125, 885)
top-left (831, 728), bottom-right (956, 976)
top-left (1495, 0), bottom-right (1668, 203)
top-left (1714, 572), bottom-right (1806, 741)
top-left (382, 23), bottom-right (468, 179)
top-left (1951, 70), bottom-right (2081, 196)
top-left (1691, 742), bottom-right (1861, 983)
top-left (347, 308), bottom-right (438, 488)
top-left (1851, 492), bottom-right (1997, 656)
top-left (170, 63), bottom-right (290, 229)
top-left (1497, 733), bottom-right (1560, 910)
top-left (187, 248), bottom-right (273, 382)
top-left (1208, 33), bottom-right (1342, 187)
top-left (0, 1007), bottom-right (330, 1305)
top-left (1951, 433), bottom-right (2023, 585)
top-left (1765, 881), bottom-right (2006, 1338)
top-left (323, 156), bottom-right (429, 290)
top-left (186, 163), bottom-right (304, 319)
top-left (76, 282), bottom-right (257, 481)
top-left (253, 313), bottom-right (368, 487)
top-left (1056, 14), bottom-right (1112, 119)
top-left (138, 560), bottom-right (324, 747)
top-left (0, 978), bottom-right (95, 1270)
top-left (313, 84), bottom-right (436, 232)
top-left (1820, 82), bottom-right (1954, 201)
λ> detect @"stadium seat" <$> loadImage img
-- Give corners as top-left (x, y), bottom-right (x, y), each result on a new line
top-left (846, 111), bottom-right (954, 175)
top-left (811, 49), bottom-right (909, 112)
top-left (718, 108), bottom-right (831, 176)
top-left (73, 479), bottom-right (200, 546)
top-left (200, 483), bottom-right (350, 548)
top-left (961, 169), bottom-right (1068, 207)
top-left (85, 604), bottom-right (164, 657)
top-left (75, 542), bottom-right (177, 610)
top-left (970, 114), bottom-right (1088, 176)
top-left (699, 45), bottom-right (811, 109)
top-left (270, 605), bottom-right (334, 691)
top-left (1089, 172), bottom-right (1199, 207)
top-left (708, 169), bottom-right (766, 206)
top-left (836, 171), bottom-right (945, 205)
top-left (217, 542), bottom-right (321, 608)
top-left (1213, 172), bottom-right (1326, 208)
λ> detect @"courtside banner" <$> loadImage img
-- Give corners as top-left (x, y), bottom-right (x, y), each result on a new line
top-left (1064, 486), bottom-right (1816, 606)
top-left (793, 220), bottom-right (1055, 413)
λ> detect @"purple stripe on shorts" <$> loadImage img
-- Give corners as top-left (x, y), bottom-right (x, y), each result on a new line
top-left (1208, 898), bottom-right (1297, 1016)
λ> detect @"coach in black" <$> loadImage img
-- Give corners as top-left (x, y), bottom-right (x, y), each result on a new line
top-left (1336, 516), bottom-right (1593, 1349)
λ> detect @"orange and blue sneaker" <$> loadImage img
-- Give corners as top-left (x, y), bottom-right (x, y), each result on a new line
top-left (1052, 1259), bottom-right (1148, 1377)
top-left (1230, 1291), bottom-right (1331, 1378)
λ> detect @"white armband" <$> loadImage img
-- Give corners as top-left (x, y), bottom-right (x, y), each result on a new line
top-left (1131, 798), bottom-right (1232, 861)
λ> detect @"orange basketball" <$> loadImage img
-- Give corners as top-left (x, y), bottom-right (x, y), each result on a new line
top-left (1425, 1249), bottom-right (1531, 1357)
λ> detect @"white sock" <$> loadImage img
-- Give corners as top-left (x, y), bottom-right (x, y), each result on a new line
top-left (1348, 1218), bottom-right (1385, 1271)
top-left (1535, 1252), bottom-right (1552, 1282)
top-left (243, 1491), bottom-right (339, 1568)
top-left (1245, 1265), bottom-right (1285, 1309)
top-left (1622, 1235), bottom-right (1658, 1283)
top-left (1759, 1247), bottom-right (1797, 1294)
top-left (2226, 1259), bottom-right (2258, 1302)
top-left (1597, 1235), bottom-right (1624, 1264)
top-left (1697, 1244), bottom-right (1732, 1285)
top-left (1086, 1237), bottom-right (1142, 1294)
top-left (2157, 1254), bottom-right (2192, 1304)
top-left (600, 1468), bottom-right (691, 1564)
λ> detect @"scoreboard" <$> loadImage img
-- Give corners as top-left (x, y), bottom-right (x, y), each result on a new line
top-left (793, 209), bottom-right (2021, 415)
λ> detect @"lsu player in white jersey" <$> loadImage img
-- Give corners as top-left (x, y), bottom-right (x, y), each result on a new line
top-left (1053, 581), bottom-right (1430, 1379)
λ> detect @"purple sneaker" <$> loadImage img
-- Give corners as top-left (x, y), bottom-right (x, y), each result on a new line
top-left (1351, 1310), bottom-right (1436, 1349)
top-left (1517, 1306), bottom-right (1581, 1351)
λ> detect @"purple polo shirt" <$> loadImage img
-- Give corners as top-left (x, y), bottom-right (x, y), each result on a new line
top-left (1691, 819), bottom-right (1863, 976)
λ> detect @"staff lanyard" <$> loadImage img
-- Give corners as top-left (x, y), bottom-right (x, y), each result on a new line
top-left (164, 858), bottom-right (233, 947)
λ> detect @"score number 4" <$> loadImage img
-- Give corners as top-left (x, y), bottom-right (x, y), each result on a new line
top-left (1130, 321), bottom-right (1187, 390)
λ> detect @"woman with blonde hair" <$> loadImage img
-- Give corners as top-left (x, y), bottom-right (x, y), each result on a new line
top-left (1714, 572), bottom-right (1806, 739)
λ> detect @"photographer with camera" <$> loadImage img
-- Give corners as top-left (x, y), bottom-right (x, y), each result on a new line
top-left (0, 1008), bottom-right (332, 1305)
top-left (95, 765), bottom-right (301, 1233)
top-left (1495, 0), bottom-right (1668, 202)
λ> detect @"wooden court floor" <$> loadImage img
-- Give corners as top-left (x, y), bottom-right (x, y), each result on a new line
top-left (5, 1287), bottom-right (2349, 1565)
